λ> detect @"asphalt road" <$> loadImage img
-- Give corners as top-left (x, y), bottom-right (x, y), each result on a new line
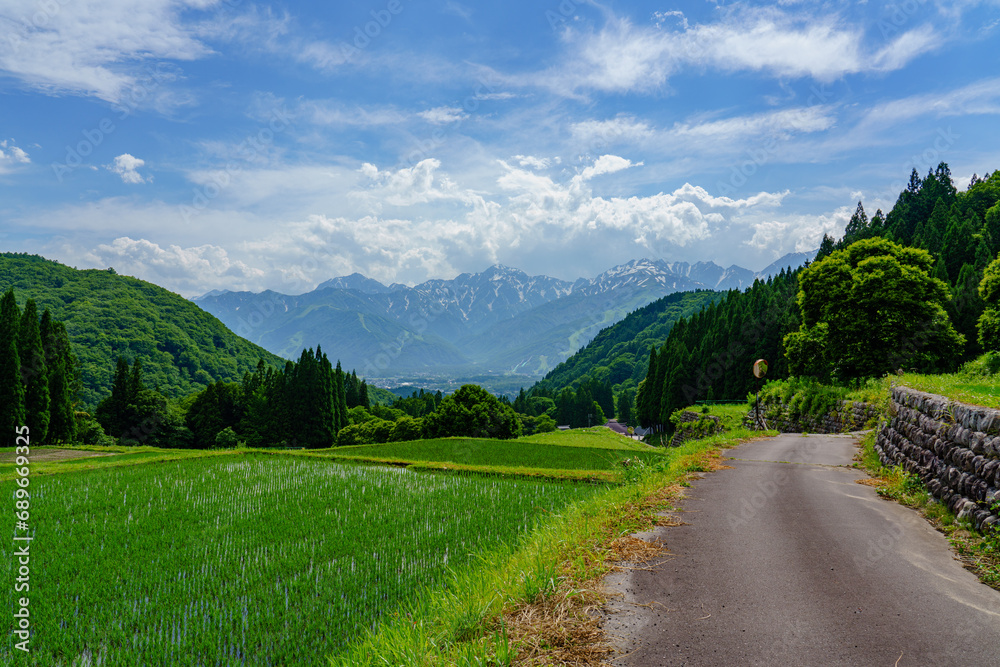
top-left (604, 433), bottom-right (1000, 666)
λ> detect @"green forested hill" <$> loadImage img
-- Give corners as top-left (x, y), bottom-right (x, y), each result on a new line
top-left (634, 165), bottom-right (1000, 431)
top-left (0, 254), bottom-right (285, 409)
top-left (532, 290), bottom-right (725, 397)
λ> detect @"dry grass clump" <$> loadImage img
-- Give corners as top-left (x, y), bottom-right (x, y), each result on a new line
top-left (503, 585), bottom-right (613, 666)
top-left (496, 445), bottom-right (750, 665)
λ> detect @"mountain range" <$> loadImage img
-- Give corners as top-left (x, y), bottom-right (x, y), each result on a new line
top-left (192, 253), bottom-right (815, 384)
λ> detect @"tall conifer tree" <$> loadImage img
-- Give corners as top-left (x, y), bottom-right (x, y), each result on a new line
top-left (41, 312), bottom-right (77, 443)
top-left (0, 289), bottom-right (25, 440)
top-left (334, 360), bottom-right (348, 433)
top-left (17, 299), bottom-right (49, 442)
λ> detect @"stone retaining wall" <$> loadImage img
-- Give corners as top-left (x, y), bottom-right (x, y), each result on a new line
top-left (669, 411), bottom-right (722, 447)
top-left (745, 400), bottom-right (880, 434)
top-left (876, 386), bottom-right (1000, 532)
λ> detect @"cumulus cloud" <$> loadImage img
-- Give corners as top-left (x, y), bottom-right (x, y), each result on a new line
top-left (30, 156), bottom-right (806, 295)
top-left (87, 237), bottom-right (265, 296)
top-left (744, 205), bottom-right (851, 255)
top-left (578, 155), bottom-right (641, 181)
top-left (494, 158), bottom-right (785, 252)
top-left (107, 154), bottom-right (149, 184)
top-left (0, 139), bottom-right (30, 173)
top-left (355, 158), bottom-right (483, 209)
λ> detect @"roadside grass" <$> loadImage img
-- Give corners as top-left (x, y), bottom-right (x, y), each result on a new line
top-left (898, 372), bottom-right (1000, 409)
top-left (328, 427), bottom-right (766, 666)
top-left (855, 430), bottom-right (1000, 590)
top-left (690, 402), bottom-right (751, 429)
top-left (890, 352), bottom-right (1000, 409)
top-left (319, 437), bottom-right (670, 476)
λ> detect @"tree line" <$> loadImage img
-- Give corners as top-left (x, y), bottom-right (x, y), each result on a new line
top-left (90, 345), bottom-right (523, 449)
top-left (0, 289), bottom-right (78, 444)
top-left (635, 164), bottom-right (1000, 433)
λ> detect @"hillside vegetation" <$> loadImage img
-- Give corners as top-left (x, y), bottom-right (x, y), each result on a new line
top-left (636, 165), bottom-right (1000, 431)
top-left (0, 254), bottom-right (285, 408)
top-left (534, 290), bottom-right (723, 395)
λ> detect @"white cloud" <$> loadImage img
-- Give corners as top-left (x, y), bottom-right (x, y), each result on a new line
top-left (417, 106), bottom-right (470, 124)
top-left (0, 0), bottom-right (213, 104)
top-left (298, 100), bottom-right (408, 128)
top-left (669, 106), bottom-right (836, 142)
top-left (523, 7), bottom-right (942, 96)
top-left (570, 116), bottom-right (655, 146)
top-left (744, 205), bottom-right (851, 255)
top-left (858, 76), bottom-right (1000, 127)
top-left (355, 158), bottom-right (483, 209)
top-left (0, 139), bottom-right (30, 173)
top-left (86, 237), bottom-right (265, 296)
top-left (107, 154), bottom-right (149, 184)
top-left (494, 158), bottom-right (786, 252)
top-left (578, 155), bottom-right (640, 181)
top-left (871, 25), bottom-right (941, 71)
top-left (513, 155), bottom-right (551, 170)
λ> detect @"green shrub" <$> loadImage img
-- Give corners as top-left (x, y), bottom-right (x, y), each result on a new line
top-left (757, 377), bottom-right (849, 424)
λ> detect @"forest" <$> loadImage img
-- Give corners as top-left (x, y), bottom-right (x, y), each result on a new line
top-left (0, 253), bottom-right (284, 407)
top-left (633, 165), bottom-right (1000, 432)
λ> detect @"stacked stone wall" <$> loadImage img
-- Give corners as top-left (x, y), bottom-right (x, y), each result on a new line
top-left (876, 386), bottom-right (1000, 532)
top-left (669, 411), bottom-right (722, 447)
top-left (745, 400), bottom-right (879, 434)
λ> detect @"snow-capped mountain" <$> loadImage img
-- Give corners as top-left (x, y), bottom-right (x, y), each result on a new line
top-left (193, 252), bottom-right (814, 380)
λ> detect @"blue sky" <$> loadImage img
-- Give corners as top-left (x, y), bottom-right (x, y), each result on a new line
top-left (1, 0), bottom-right (999, 297)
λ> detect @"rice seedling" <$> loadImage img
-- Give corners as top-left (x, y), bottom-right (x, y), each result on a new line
top-left (0, 454), bottom-right (599, 665)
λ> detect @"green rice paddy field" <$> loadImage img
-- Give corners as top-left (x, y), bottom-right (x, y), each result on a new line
top-left (0, 430), bottom-right (655, 665)
top-left (323, 435), bottom-right (666, 476)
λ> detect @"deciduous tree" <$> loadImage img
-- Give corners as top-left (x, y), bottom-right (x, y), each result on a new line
top-left (785, 238), bottom-right (963, 381)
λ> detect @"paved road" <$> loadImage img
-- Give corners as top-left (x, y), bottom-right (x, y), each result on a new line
top-left (604, 433), bottom-right (1000, 666)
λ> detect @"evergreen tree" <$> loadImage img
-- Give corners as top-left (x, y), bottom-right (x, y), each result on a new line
top-left (17, 299), bottom-right (49, 442)
top-left (617, 388), bottom-right (633, 425)
top-left (40, 312), bottom-right (77, 443)
top-left (96, 356), bottom-right (170, 444)
top-left (913, 197), bottom-right (949, 254)
top-left (949, 263), bottom-right (986, 358)
top-left (359, 379), bottom-right (370, 409)
top-left (869, 209), bottom-right (886, 237)
top-left (844, 201), bottom-right (869, 242)
top-left (513, 387), bottom-right (528, 414)
top-left (346, 370), bottom-right (360, 407)
top-left (334, 360), bottom-right (348, 432)
top-left (0, 289), bottom-right (25, 440)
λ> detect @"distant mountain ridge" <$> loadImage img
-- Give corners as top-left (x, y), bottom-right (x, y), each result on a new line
top-left (193, 253), bottom-right (815, 382)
